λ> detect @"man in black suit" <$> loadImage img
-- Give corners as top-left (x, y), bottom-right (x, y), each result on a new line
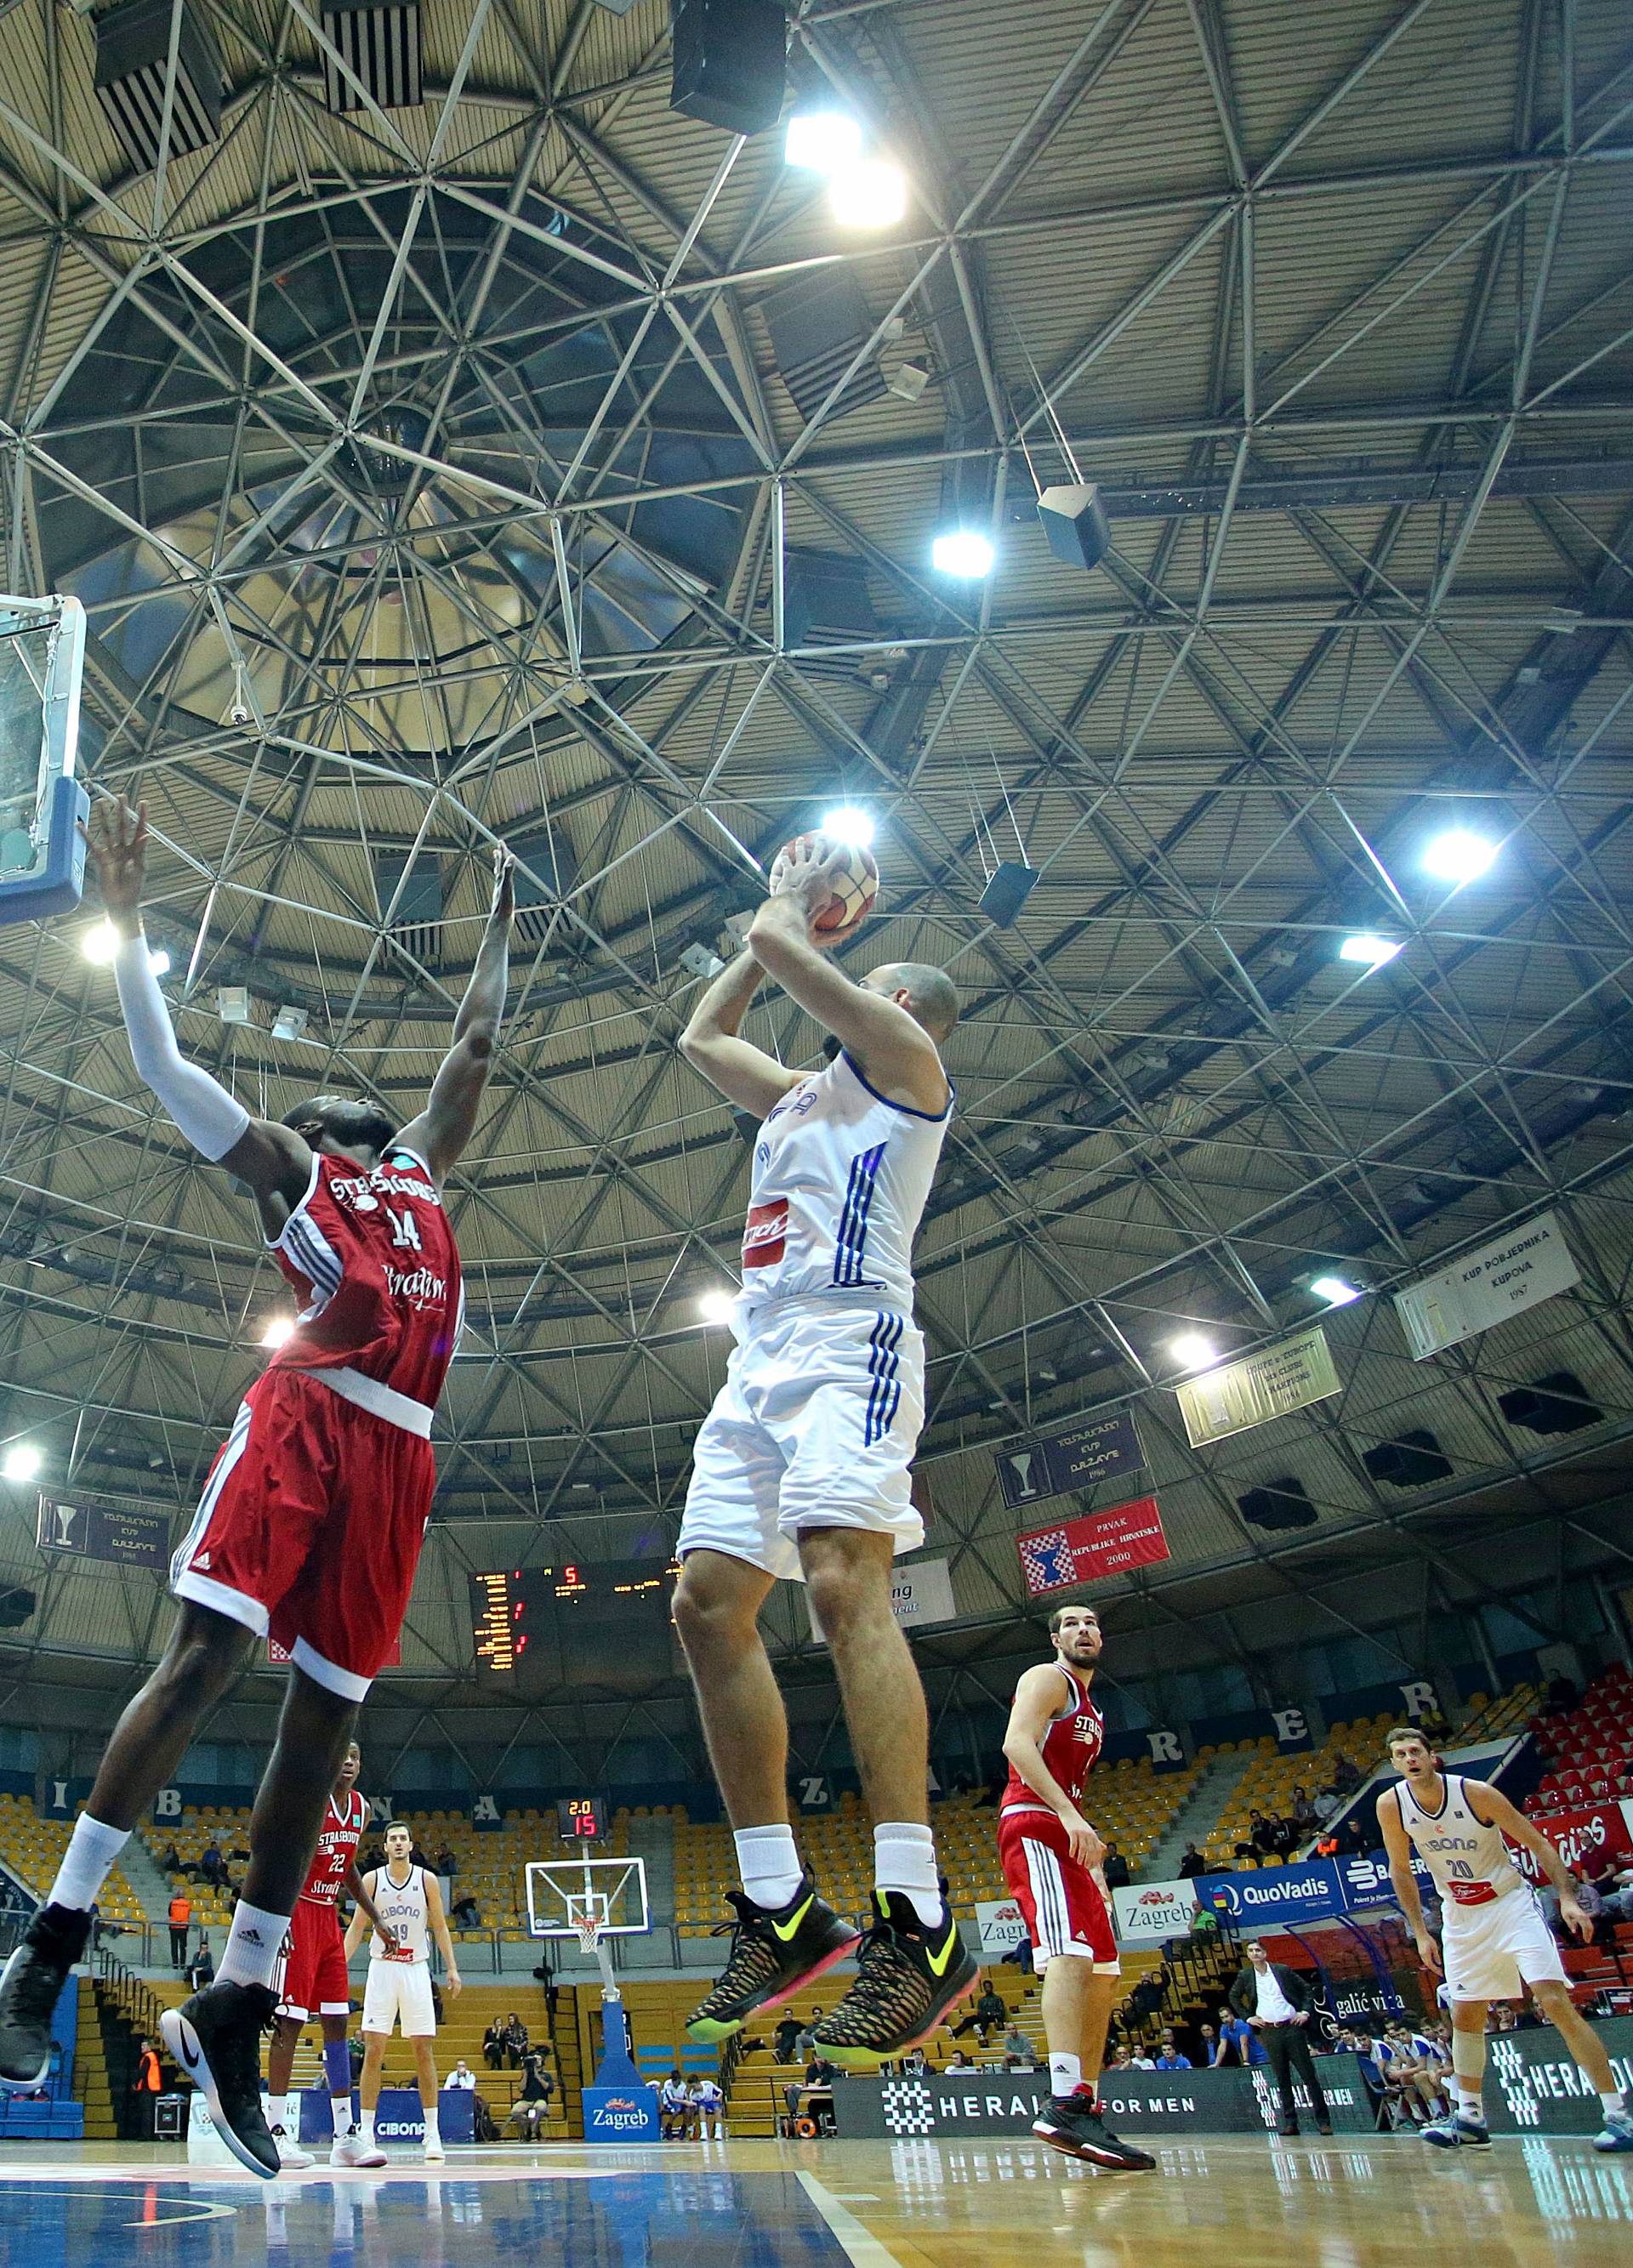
top-left (1227, 1942), bottom-right (1332, 2137)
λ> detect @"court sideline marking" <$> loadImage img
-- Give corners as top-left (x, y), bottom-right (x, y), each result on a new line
top-left (798, 2170), bottom-right (920, 2268)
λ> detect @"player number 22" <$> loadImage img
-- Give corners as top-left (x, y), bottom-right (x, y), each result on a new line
top-left (386, 1205), bottom-right (422, 1252)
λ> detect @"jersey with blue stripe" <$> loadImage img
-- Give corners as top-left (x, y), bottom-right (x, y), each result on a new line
top-left (739, 1049), bottom-right (950, 1314)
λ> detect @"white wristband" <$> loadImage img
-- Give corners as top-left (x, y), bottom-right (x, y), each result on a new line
top-left (112, 933), bottom-right (251, 1162)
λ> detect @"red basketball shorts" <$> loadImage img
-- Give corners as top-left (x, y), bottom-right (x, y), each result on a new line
top-left (170, 1367), bottom-right (435, 1700)
top-left (276, 1899), bottom-right (352, 2022)
top-left (997, 1808), bottom-right (1121, 1974)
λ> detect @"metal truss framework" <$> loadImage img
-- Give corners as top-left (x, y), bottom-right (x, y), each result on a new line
top-left (0, 0), bottom-right (1630, 1715)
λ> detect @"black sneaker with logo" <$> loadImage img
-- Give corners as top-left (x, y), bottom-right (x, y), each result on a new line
top-left (0, 1904), bottom-right (90, 2091)
top-left (686, 1878), bottom-right (860, 2043)
top-left (811, 1889), bottom-right (978, 2070)
top-left (161, 1981), bottom-right (282, 2179)
top-left (1032, 2092), bottom-right (1157, 2169)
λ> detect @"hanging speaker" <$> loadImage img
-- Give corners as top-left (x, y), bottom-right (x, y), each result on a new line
top-left (1037, 483), bottom-right (1112, 574)
top-left (669, 0), bottom-right (788, 137)
top-left (979, 862), bottom-right (1039, 926)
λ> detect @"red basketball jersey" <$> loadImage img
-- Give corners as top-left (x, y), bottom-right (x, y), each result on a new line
top-left (299, 1788), bottom-right (371, 1908)
top-left (1001, 1663), bottom-right (1104, 1818)
top-left (268, 1143), bottom-right (464, 1413)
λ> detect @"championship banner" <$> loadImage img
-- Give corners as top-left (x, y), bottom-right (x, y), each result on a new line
top-left (1016, 1495), bottom-right (1169, 1596)
top-left (1393, 1210), bottom-right (1579, 1361)
top-left (36, 1494), bottom-right (168, 1572)
top-left (995, 1410), bottom-right (1145, 1510)
top-left (1112, 1880), bottom-right (1198, 1944)
top-left (1175, 1327), bottom-right (1340, 1448)
top-left (975, 1896), bottom-right (1028, 1956)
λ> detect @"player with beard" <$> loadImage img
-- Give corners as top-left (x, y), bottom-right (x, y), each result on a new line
top-left (999, 1603), bottom-right (1154, 2170)
top-left (0, 798), bottom-right (512, 2177)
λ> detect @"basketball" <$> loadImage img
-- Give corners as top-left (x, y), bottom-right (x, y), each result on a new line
top-left (775, 832), bottom-right (879, 933)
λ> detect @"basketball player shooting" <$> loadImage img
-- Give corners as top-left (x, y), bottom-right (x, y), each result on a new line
top-left (1378, 1728), bottom-right (1632, 2153)
top-left (0, 797), bottom-right (512, 2178)
top-left (999, 1604), bottom-right (1153, 2170)
top-left (673, 831), bottom-right (977, 2067)
top-left (261, 1739), bottom-right (385, 2169)
top-left (344, 1822), bottom-right (462, 2163)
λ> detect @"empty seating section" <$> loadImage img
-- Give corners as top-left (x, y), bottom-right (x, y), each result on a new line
top-left (1528, 1663), bottom-right (1633, 1810)
top-left (138, 1804), bottom-right (253, 1930)
top-left (0, 1793), bottom-right (144, 1926)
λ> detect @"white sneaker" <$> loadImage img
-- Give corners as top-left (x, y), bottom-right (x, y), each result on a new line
top-left (271, 2127), bottom-right (314, 2170)
top-left (424, 2136), bottom-right (446, 2163)
top-left (330, 2127), bottom-right (387, 2169)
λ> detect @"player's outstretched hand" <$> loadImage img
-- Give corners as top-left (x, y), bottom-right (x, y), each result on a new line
top-left (86, 794), bottom-right (149, 924)
top-left (489, 843), bottom-right (515, 928)
top-left (1414, 1930), bottom-right (1444, 1979)
top-left (768, 831), bottom-right (846, 916)
top-left (446, 1969), bottom-right (463, 1999)
top-left (1559, 1892), bottom-right (1593, 1944)
top-left (1062, 1812), bottom-right (1104, 1871)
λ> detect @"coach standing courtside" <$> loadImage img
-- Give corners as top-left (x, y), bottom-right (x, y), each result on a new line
top-left (1227, 1941), bottom-right (1333, 2137)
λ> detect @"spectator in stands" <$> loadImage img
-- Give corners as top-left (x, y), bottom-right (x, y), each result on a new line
top-left (452, 1893), bottom-right (482, 1930)
top-left (803, 2054), bottom-right (837, 2089)
top-left (1289, 1788), bottom-right (1317, 1834)
top-left (1268, 1813), bottom-right (1299, 1859)
top-left (1126, 1964), bottom-right (1169, 2024)
top-left (185, 1934), bottom-right (215, 1992)
top-left (1545, 1672), bottom-right (1580, 1716)
top-left (482, 2018), bottom-right (507, 2071)
top-left (1216, 2009), bottom-right (1266, 2067)
top-left (902, 2048), bottom-right (928, 2075)
top-left (1590, 1858), bottom-right (1633, 1922)
top-left (167, 1890), bottom-right (191, 1970)
top-left (197, 1839), bottom-right (229, 1893)
top-left (493, 2013), bottom-right (528, 2068)
top-left (158, 1841), bottom-right (183, 1874)
top-left (130, 2035), bottom-right (163, 2140)
top-left (506, 2049), bottom-right (555, 2140)
top-left (1419, 1703), bottom-right (1453, 1747)
top-left (659, 2071), bottom-right (691, 2139)
top-left (1198, 2021), bottom-right (1221, 2066)
top-left (950, 1979), bottom-right (1008, 2041)
top-left (1329, 1755), bottom-right (1360, 1794)
top-left (1336, 1810), bottom-right (1371, 1857)
top-left (434, 1843), bottom-right (457, 1880)
top-left (1002, 2021), bottom-right (1033, 2063)
top-left (794, 2009), bottom-right (822, 2062)
top-left (447, 2060), bottom-right (475, 2089)
top-left (1001, 1936), bottom-right (1034, 1977)
top-left (1178, 1843), bottom-right (1209, 1879)
top-left (772, 2013), bottom-right (801, 2065)
top-left (1152, 2029), bottom-right (1192, 2071)
top-left (1101, 1842), bottom-right (1131, 1891)
top-left (947, 2049), bottom-right (976, 2070)
top-left (1313, 1783), bottom-right (1342, 1824)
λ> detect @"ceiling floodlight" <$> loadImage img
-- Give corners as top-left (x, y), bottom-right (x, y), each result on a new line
top-left (1311, 1276), bottom-right (1361, 1308)
top-left (819, 806), bottom-right (876, 850)
top-left (1338, 933), bottom-right (1401, 967)
top-left (931, 530), bottom-right (995, 578)
top-left (259, 1316), bottom-right (296, 1349)
top-left (82, 921), bottom-right (168, 975)
top-left (1423, 829), bottom-right (1498, 884)
top-left (784, 110), bottom-right (862, 174)
top-left (697, 1289), bottom-right (737, 1326)
top-left (828, 158), bottom-right (908, 230)
top-left (1169, 1332), bottom-right (1216, 1370)
top-left (1, 1442), bottom-right (42, 1485)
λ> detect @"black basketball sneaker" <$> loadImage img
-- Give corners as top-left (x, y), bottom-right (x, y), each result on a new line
top-left (686, 1878), bottom-right (860, 2044)
top-left (1033, 2092), bottom-right (1157, 2170)
top-left (161, 1981), bottom-right (282, 2179)
top-left (0, 1903), bottom-right (90, 2090)
top-left (810, 1889), bottom-right (978, 2069)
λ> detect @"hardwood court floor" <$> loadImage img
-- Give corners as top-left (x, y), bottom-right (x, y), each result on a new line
top-left (0, 2133), bottom-right (1625, 2266)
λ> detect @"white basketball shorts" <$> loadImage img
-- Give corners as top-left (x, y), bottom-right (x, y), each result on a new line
top-left (1441, 1887), bottom-right (1567, 2003)
top-left (361, 1958), bottom-right (437, 2038)
top-left (679, 1297), bottom-right (925, 1581)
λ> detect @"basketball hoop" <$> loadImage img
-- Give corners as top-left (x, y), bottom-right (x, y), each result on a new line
top-left (570, 1897), bottom-right (620, 2003)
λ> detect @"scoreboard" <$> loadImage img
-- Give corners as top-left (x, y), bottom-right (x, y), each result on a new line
top-left (556, 1795), bottom-right (607, 1841)
top-left (469, 1559), bottom-right (680, 1685)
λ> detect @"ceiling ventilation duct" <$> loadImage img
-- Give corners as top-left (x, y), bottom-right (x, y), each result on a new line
top-left (1236, 1476), bottom-right (1318, 1532)
top-left (320, 0), bottom-right (424, 115)
top-left (1362, 1430), bottom-right (1453, 1488)
top-left (93, 0), bottom-right (225, 172)
top-left (374, 850), bottom-right (443, 971)
top-left (761, 270), bottom-right (888, 427)
top-left (1497, 1372), bottom-right (1603, 1437)
top-left (511, 832), bottom-right (578, 949)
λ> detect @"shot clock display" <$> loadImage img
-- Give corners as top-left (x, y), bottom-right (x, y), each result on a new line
top-left (556, 1796), bottom-right (607, 1841)
top-left (468, 1558), bottom-right (680, 1689)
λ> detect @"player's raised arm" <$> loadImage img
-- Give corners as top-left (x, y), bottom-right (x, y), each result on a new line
top-left (395, 847), bottom-right (515, 1184)
top-left (1003, 1663), bottom-right (1104, 1870)
top-left (89, 798), bottom-right (312, 1214)
top-left (1465, 1782), bottom-right (1591, 1939)
top-left (748, 838), bottom-right (950, 1116)
top-left (424, 1867), bottom-right (462, 1998)
top-left (1376, 1788), bottom-right (1441, 1975)
top-left (678, 946), bottom-right (803, 1118)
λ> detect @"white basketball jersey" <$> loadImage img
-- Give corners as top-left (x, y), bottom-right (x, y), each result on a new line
top-left (369, 1862), bottom-right (431, 1962)
top-left (1394, 1773), bottom-right (1523, 1907)
top-left (739, 1050), bottom-right (951, 1314)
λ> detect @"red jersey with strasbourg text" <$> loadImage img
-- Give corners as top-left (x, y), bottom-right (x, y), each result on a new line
top-left (299, 1789), bottom-right (371, 1909)
top-left (1000, 1664), bottom-right (1104, 1820)
top-left (267, 1144), bottom-right (464, 1413)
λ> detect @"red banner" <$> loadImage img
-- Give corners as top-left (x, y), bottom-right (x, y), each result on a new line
top-left (1514, 1799), bottom-right (1633, 1882)
top-left (1016, 1494), bottom-right (1170, 1596)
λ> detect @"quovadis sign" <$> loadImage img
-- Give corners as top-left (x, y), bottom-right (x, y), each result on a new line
top-left (834, 2061), bottom-right (1372, 2140)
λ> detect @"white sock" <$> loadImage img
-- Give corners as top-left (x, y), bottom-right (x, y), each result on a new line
top-left (47, 1814), bottom-right (130, 1913)
top-left (424, 2106), bottom-right (441, 2144)
top-left (1456, 2084), bottom-right (1485, 2119)
top-left (260, 2089), bottom-right (276, 2129)
top-left (360, 2107), bottom-right (376, 2143)
top-left (217, 1900), bottom-right (287, 1991)
top-left (1600, 2090), bottom-right (1626, 2117)
top-left (734, 1825), bottom-right (802, 1911)
top-left (1049, 2049), bottom-right (1083, 2099)
top-left (331, 2095), bottom-right (354, 2136)
top-left (873, 1822), bottom-right (942, 1928)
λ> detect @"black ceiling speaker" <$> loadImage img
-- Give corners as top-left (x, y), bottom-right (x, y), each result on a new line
top-left (1363, 1430), bottom-right (1453, 1488)
top-left (782, 552), bottom-right (879, 655)
top-left (761, 269), bottom-right (888, 426)
top-left (0, 1586), bottom-right (36, 1630)
top-left (94, 0), bottom-right (225, 172)
top-left (670, 0), bottom-right (788, 137)
top-left (1237, 1477), bottom-right (1318, 1532)
top-left (979, 862), bottom-right (1039, 926)
top-left (1498, 1371), bottom-right (1603, 1436)
top-left (1037, 483), bottom-right (1112, 574)
top-left (320, 0), bottom-right (424, 113)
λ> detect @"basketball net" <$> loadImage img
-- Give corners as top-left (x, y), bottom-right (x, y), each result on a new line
top-left (572, 1907), bottom-right (620, 2004)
